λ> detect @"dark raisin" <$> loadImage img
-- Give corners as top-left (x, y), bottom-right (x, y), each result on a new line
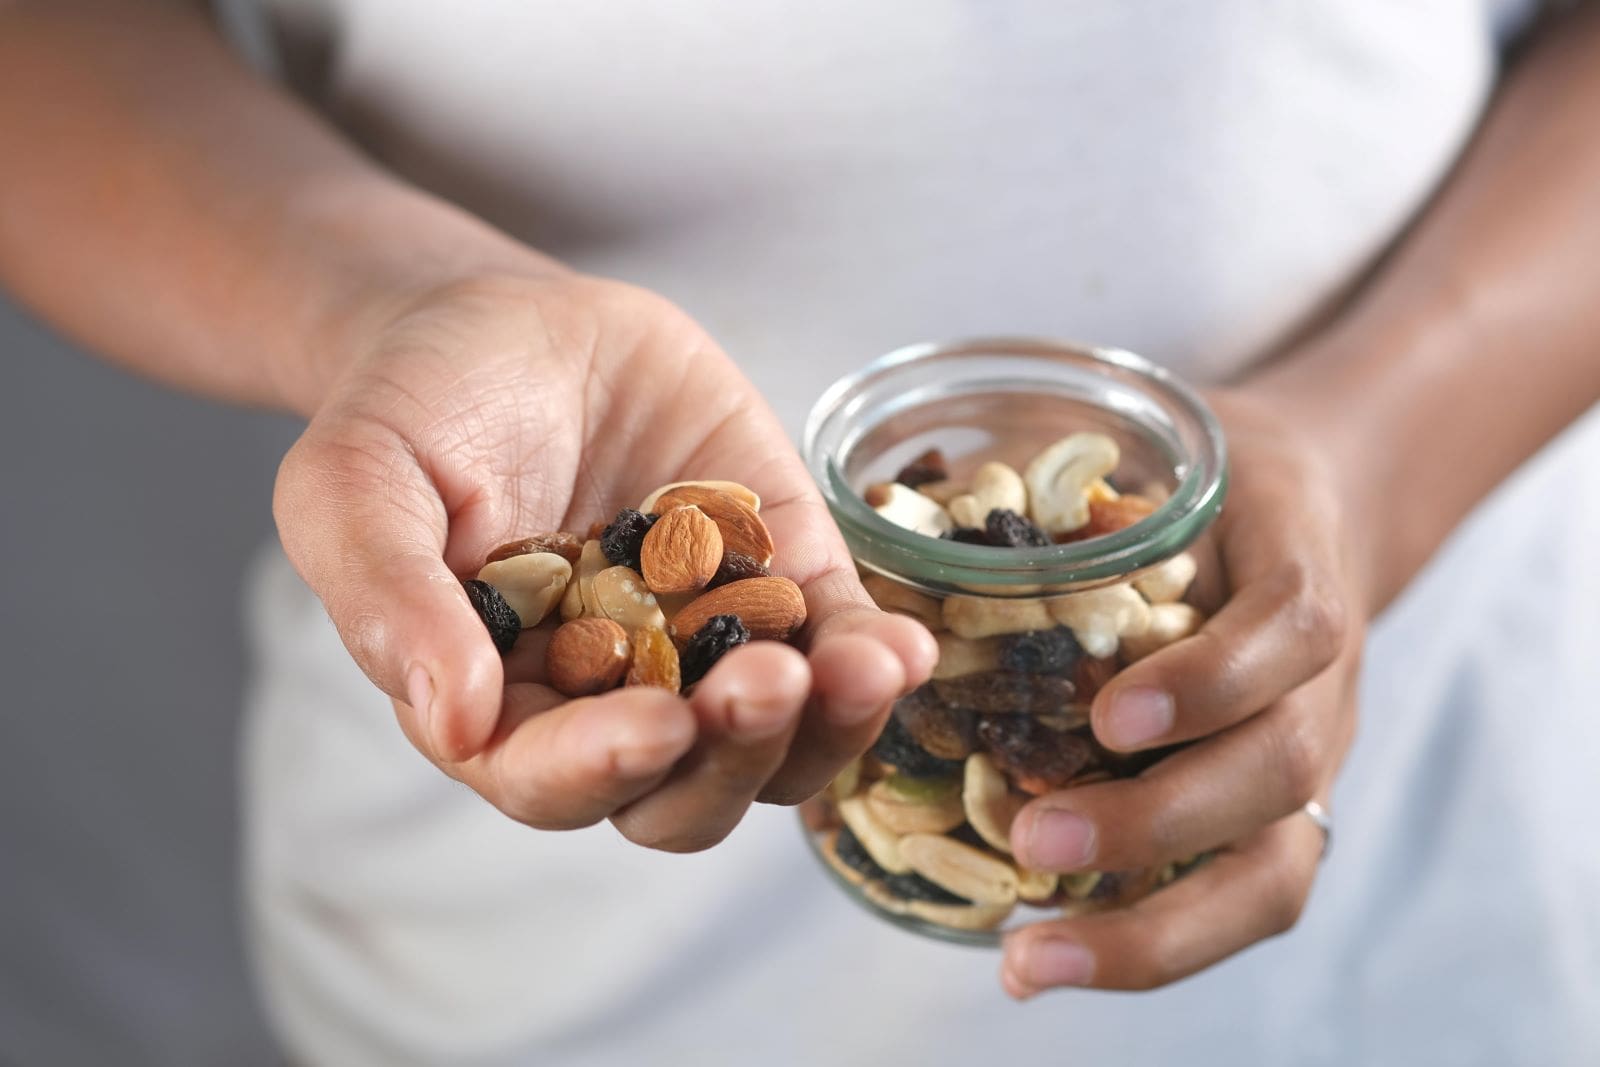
top-left (939, 526), bottom-right (989, 545)
top-left (463, 579), bottom-right (521, 655)
top-left (985, 507), bottom-right (1053, 548)
top-left (880, 871), bottom-right (972, 906)
top-left (998, 627), bottom-right (1083, 676)
top-left (893, 448), bottom-right (949, 489)
top-left (678, 613), bottom-right (750, 688)
top-left (870, 714), bottom-right (965, 778)
top-left (932, 670), bottom-right (1076, 715)
top-left (705, 550), bottom-right (771, 590)
top-left (833, 825), bottom-right (886, 880)
top-left (1073, 653), bottom-right (1118, 702)
top-left (976, 714), bottom-right (1094, 793)
top-left (892, 684), bottom-right (976, 759)
top-left (947, 823), bottom-right (989, 849)
top-left (599, 508), bottom-right (659, 570)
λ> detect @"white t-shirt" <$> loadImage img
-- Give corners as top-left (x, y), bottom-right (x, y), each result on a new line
top-left (235, 3), bottom-right (1600, 1064)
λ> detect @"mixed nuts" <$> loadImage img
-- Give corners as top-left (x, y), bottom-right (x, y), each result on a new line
top-left (809, 434), bottom-right (1209, 935)
top-left (464, 480), bottom-right (806, 699)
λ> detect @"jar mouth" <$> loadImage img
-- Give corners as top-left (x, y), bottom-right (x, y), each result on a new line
top-left (802, 337), bottom-right (1228, 596)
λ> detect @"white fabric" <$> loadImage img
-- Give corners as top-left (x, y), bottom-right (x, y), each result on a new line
top-left (236, 2), bottom-right (1600, 1064)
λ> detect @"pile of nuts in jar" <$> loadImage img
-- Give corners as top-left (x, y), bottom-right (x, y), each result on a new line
top-left (810, 433), bottom-right (1207, 934)
top-left (463, 480), bottom-right (806, 697)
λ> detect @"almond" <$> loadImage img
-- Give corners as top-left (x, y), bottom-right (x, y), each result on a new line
top-left (639, 479), bottom-right (761, 514)
top-left (669, 576), bottom-right (807, 647)
top-left (545, 617), bottom-right (631, 697)
top-left (652, 486), bottom-right (775, 566)
top-left (485, 531), bottom-right (583, 566)
top-left (640, 506), bottom-right (723, 595)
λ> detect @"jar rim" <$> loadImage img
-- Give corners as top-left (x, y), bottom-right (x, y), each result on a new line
top-left (802, 337), bottom-right (1228, 595)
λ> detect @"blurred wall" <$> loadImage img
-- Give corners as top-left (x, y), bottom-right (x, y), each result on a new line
top-left (0, 292), bottom-right (294, 1063)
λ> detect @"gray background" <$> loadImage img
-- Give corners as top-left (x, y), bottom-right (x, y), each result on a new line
top-left (0, 291), bottom-right (293, 1063)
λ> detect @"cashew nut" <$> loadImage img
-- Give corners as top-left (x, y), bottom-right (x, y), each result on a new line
top-left (477, 551), bottom-right (571, 628)
top-left (914, 478), bottom-right (967, 506)
top-left (1046, 583), bottom-right (1150, 657)
top-left (943, 594), bottom-right (1054, 638)
top-left (931, 632), bottom-right (1002, 679)
top-left (1133, 551), bottom-right (1198, 604)
top-left (963, 753), bottom-right (1024, 854)
top-left (904, 898), bottom-right (1014, 932)
top-left (947, 461), bottom-right (1027, 529)
top-left (866, 482), bottom-right (954, 537)
top-left (1024, 432), bottom-right (1120, 533)
top-left (838, 795), bottom-right (911, 874)
top-left (862, 573), bottom-right (945, 630)
top-left (900, 833), bottom-right (1020, 906)
top-left (1120, 601), bottom-right (1204, 662)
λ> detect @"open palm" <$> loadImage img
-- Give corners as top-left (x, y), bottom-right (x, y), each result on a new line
top-left (274, 273), bottom-right (935, 850)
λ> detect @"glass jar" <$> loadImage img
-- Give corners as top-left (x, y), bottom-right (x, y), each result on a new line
top-left (798, 337), bottom-right (1228, 945)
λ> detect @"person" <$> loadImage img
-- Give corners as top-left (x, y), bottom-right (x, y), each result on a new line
top-left (2, 0), bottom-right (1598, 1063)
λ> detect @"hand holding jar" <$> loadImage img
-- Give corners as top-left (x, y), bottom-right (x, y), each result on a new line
top-left (800, 341), bottom-right (1361, 996)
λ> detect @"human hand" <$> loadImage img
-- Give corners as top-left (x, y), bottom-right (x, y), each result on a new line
top-left (273, 272), bottom-right (936, 851)
top-left (1000, 387), bottom-right (1366, 995)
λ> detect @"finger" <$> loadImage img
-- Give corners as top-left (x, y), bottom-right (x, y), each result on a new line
top-left (430, 683), bottom-right (699, 831)
top-left (756, 616), bottom-right (916, 805)
top-left (274, 418), bottom-right (506, 763)
top-left (609, 642), bottom-right (811, 851)
top-left (1001, 809), bottom-right (1323, 995)
top-left (1092, 554), bottom-right (1348, 754)
top-left (1013, 671), bottom-right (1343, 873)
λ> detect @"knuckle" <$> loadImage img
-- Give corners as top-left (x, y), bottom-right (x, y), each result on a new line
top-left (1272, 713), bottom-right (1323, 810)
top-left (1264, 863), bottom-right (1312, 937)
top-left (1278, 562), bottom-right (1349, 666)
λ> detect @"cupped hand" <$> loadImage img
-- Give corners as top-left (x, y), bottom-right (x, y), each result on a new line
top-left (272, 272), bottom-right (936, 851)
top-left (1001, 388), bottom-right (1367, 995)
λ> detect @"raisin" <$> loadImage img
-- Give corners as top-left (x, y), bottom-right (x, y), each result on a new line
top-left (599, 508), bottom-right (659, 570)
top-left (998, 627), bottom-right (1083, 676)
top-left (626, 626), bottom-right (682, 692)
top-left (892, 683), bottom-right (976, 760)
top-left (463, 579), bottom-right (521, 655)
top-left (1073, 653), bottom-right (1118, 703)
top-left (678, 613), bottom-right (750, 688)
top-left (947, 823), bottom-right (989, 850)
top-left (939, 526), bottom-right (989, 545)
top-left (833, 825), bottom-right (887, 881)
top-left (893, 448), bottom-right (949, 489)
top-left (880, 870), bottom-right (972, 906)
top-left (486, 531), bottom-right (584, 566)
top-left (871, 713), bottom-right (965, 778)
top-left (932, 670), bottom-right (1075, 715)
top-left (705, 550), bottom-right (772, 590)
top-left (976, 714), bottom-right (1094, 794)
top-left (985, 507), bottom-right (1052, 548)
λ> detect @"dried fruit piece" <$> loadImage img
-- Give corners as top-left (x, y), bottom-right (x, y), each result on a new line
top-left (893, 448), bottom-right (949, 489)
top-left (669, 576), bottom-right (807, 646)
top-left (599, 508), bottom-right (659, 570)
top-left (998, 627), bottom-right (1082, 676)
top-left (677, 613), bottom-right (750, 688)
top-left (932, 670), bottom-right (1075, 715)
top-left (593, 565), bottom-right (668, 632)
top-left (640, 506), bottom-right (723, 595)
top-left (486, 531), bottom-right (584, 566)
top-left (545, 617), bottom-right (631, 697)
top-left (976, 714), bottom-right (1094, 794)
top-left (899, 833), bottom-right (1020, 906)
top-left (865, 775), bottom-right (965, 835)
top-left (705, 550), bottom-right (772, 590)
top-left (879, 870), bottom-right (971, 906)
top-left (892, 684), bottom-right (976, 760)
top-left (1058, 493), bottom-right (1159, 543)
top-left (652, 486), bottom-right (775, 566)
top-left (871, 714), bottom-right (965, 778)
top-left (985, 507), bottom-right (1052, 548)
top-left (1072, 654), bottom-right (1118, 703)
top-left (463, 579), bottom-right (521, 655)
top-left (625, 626), bottom-right (681, 692)
top-left (825, 826), bottom-right (886, 885)
top-left (940, 526), bottom-right (989, 545)
top-left (477, 551), bottom-right (572, 629)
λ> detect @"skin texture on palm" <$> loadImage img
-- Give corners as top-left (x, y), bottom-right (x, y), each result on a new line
top-left (273, 272), bottom-right (937, 851)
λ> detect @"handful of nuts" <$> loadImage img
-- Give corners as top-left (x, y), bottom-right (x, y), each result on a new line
top-left (464, 480), bottom-right (807, 698)
top-left (808, 434), bottom-right (1209, 936)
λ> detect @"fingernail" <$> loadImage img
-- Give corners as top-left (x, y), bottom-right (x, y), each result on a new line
top-left (1020, 938), bottom-right (1095, 987)
top-left (1104, 687), bottom-right (1174, 748)
top-left (407, 663), bottom-right (436, 740)
top-left (1025, 808), bottom-right (1096, 869)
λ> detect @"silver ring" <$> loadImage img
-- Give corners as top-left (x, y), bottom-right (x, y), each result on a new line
top-left (1302, 800), bottom-right (1332, 859)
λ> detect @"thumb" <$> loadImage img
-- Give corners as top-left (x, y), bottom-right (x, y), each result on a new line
top-left (273, 416), bottom-right (504, 762)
